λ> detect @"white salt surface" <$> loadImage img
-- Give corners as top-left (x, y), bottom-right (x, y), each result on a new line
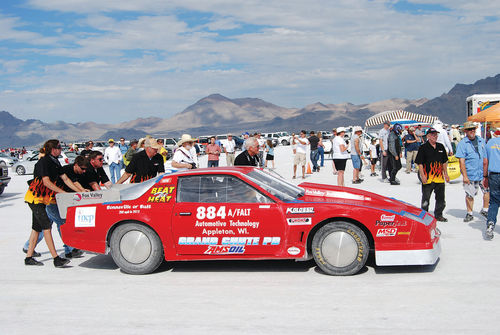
top-left (1, 146), bottom-right (498, 334)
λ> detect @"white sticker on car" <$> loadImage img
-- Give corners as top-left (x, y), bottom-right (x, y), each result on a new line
top-left (287, 217), bottom-right (312, 225)
top-left (74, 207), bottom-right (96, 227)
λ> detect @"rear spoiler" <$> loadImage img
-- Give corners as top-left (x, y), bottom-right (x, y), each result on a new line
top-left (56, 189), bottom-right (121, 219)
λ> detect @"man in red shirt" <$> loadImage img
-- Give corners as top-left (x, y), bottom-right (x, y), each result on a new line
top-left (206, 136), bottom-right (221, 167)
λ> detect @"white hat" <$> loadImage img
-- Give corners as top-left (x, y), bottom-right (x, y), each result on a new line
top-left (144, 137), bottom-right (162, 149)
top-left (337, 127), bottom-right (346, 133)
top-left (177, 134), bottom-right (197, 146)
top-left (353, 126), bottom-right (363, 133)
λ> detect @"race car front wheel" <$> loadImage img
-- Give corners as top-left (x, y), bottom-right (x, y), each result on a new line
top-left (312, 221), bottom-right (369, 276)
top-left (110, 222), bottom-right (164, 275)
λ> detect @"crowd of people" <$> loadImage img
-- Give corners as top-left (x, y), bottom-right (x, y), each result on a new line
top-left (18, 120), bottom-right (500, 267)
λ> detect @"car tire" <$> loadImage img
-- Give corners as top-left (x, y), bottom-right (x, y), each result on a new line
top-left (0, 161), bottom-right (6, 167)
top-left (16, 165), bottom-right (26, 175)
top-left (312, 221), bottom-right (369, 276)
top-left (110, 222), bottom-right (164, 275)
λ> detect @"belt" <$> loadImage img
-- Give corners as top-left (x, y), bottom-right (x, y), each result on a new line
top-left (490, 171), bottom-right (500, 175)
top-left (227, 152), bottom-right (234, 154)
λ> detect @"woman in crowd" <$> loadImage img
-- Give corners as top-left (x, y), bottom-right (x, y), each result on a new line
top-left (332, 127), bottom-right (350, 186)
top-left (265, 139), bottom-right (275, 169)
top-left (317, 131), bottom-right (325, 168)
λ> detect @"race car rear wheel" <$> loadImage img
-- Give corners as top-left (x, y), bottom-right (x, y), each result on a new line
top-left (110, 222), bottom-right (164, 275)
top-left (312, 221), bottom-right (369, 276)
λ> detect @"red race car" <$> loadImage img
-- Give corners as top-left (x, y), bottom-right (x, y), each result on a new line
top-left (57, 167), bottom-right (440, 275)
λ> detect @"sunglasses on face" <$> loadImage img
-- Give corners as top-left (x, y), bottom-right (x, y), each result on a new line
top-left (56, 145), bottom-right (62, 149)
top-left (97, 158), bottom-right (103, 161)
top-left (79, 166), bottom-right (87, 171)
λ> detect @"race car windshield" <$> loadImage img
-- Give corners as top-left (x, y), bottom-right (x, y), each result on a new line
top-left (245, 169), bottom-right (304, 201)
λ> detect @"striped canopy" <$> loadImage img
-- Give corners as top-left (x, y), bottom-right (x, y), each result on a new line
top-left (364, 110), bottom-right (438, 128)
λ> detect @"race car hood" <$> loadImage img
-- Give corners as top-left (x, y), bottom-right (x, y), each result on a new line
top-left (296, 182), bottom-right (421, 215)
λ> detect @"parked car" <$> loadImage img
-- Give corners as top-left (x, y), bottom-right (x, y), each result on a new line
top-left (58, 167), bottom-right (440, 276)
top-left (12, 152), bottom-right (70, 175)
top-left (0, 164), bottom-right (11, 195)
top-left (0, 153), bottom-right (19, 167)
top-left (262, 132), bottom-right (292, 146)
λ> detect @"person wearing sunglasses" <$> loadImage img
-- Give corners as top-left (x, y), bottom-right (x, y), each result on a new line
top-left (24, 139), bottom-right (83, 267)
top-left (79, 151), bottom-right (112, 190)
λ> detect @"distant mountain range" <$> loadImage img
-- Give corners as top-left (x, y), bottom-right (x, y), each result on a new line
top-left (1, 74), bottom-right (499, 147)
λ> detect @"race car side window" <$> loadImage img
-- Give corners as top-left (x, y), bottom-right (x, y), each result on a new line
top-left (177, 175), bottom-right (272, 203)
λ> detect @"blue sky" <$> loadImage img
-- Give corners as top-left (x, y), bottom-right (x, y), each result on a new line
top-left (0, 0), bottom-right (499, 123)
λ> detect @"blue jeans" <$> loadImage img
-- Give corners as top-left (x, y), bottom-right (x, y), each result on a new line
top-left (488, 173), bottom-right (500, 225)
top-left (318, 146), bottom-right (325, 167)
top-left (310, 149), bottom-right (319, 170)
top-left (351, 154), bottom-right (361, 170)
top-left (23, 204), bottom-right (73, 254)
top-left (207, 160), bottom-right (219, 167)
top-left (109, 162), bottom-right (121, 183)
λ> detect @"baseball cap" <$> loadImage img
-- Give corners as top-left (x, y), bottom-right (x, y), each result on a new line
top-left (108, 138), bottom-right (115, 143)
top-left (130, 139), bottom-right (138, 144)
top-left (426, 127), bottom-right (439, 135)
top-left (337, 127), bottom-right (346, 133)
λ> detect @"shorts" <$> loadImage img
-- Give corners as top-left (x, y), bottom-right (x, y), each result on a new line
top-left (464, 181), bottom-right (489, 198)
top-left (370, 158), bottom-right (378, 165)
top-left (294, 153), bottom-right (306, 166)
top-left (266, 154), bottom-right (274, 161)
top-left (27, 202), bottom-right (52, 232)
top-left (351, 155), bottom-right (361, 169)
top-left (333, 159), bottom-right (347, 171)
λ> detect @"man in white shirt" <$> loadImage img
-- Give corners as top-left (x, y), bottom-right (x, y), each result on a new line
top-left (223, 134), bottom-right (237, 166)
top-left (104, 139), bottom-right (123, 183)
top-left (434, 120), bottom-right (453, 155)
top-left (378, 121), bottom-right (391, 181)
top-left (172, 134), bottom-right (197, 169)
top-left (293, 130), bottom-right (309, 179)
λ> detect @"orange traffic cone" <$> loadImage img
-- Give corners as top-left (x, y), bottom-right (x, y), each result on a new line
top-left (306, 162), bottom-right (312, 174)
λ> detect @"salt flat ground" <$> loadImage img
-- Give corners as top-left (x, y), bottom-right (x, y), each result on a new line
top-left (1, 146), bottom-right (499, 334)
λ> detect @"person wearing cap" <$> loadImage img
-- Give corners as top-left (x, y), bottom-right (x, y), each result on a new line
top-left (482, 129), bottom-right (500, 239)
top-left (104, 138), bottom-right (122, 184)
top-left (172, 134), bottom-right (198, 170)
top-left (332, 127), bottom-right (350, 186)
top-left (223, 134), bottom-right (236, 166)
top-left (404, 126), bottom-right (419, 174)
top-left (456, 121), bottom-right (489, 222)
top-left (293, 130), bottom-right (309, 179)
top-left (415, 127), bottom-right (450, 222)
top-left (350, 126), bottom-right (366, 184)
top-left (378, 121), bottom-right (392, 181)
top-left (80, 141), bottom-right (94, 158)
top-left (118, 138), bottom-right (128, 169)
top-left (117, 138), bottom-right (165, 184)
top-left (123, 139), bottom-right (138, 166)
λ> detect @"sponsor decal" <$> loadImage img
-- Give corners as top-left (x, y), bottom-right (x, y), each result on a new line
top-left (178, 236), bottom-right (280, 246)
top-left (305, 189), bottom-right (368, 201)
top-left (196, 206), bottom-right (251, 220)
top-left (106, 204), bottom-right (150, 214)
top-left (287, 247), bottom-right (301, 255)
top-left (159, 177), bottom-right (172, 184)
top-left (380, 214), bottom-right (396, 222)
top-left (148, 186), bottom-right (175, 203)
top-left (287, 217), bottom-right (312, 226)
top-left (286, 207), bottom-right (315, 214)
top-left (204, 245), bottom-right (245, 255)
top-left (259, 205), bottom-right (271, 209)
top-left (376, 228), bottom-right (397, 237)
top-left (74, 207), bottom-right (96, 228)
top-left (397, 231), bottom-right (410, 236)
top-left (73, 193), bottom-right (82, 201)
top-left (73, 192), bottom-right (102, 201)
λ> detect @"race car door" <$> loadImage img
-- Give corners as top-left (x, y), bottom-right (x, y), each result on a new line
top-left (172, 174), bottom-right (285, 256)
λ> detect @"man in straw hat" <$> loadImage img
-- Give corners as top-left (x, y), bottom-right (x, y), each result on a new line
top-left (172, 134), bottom-right (198, 169)
top-left (455, 121), bottom-right (489, 222)
top-left (117, 137), bottom-right (164, 184)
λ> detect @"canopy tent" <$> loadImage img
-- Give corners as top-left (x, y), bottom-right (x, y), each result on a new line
top-left (365, 110), bottom-right (438, 128)
top-left (467, 102), bottom-right (500, 122)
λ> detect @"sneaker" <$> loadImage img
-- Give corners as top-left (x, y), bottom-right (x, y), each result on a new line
top-left (435, 216), bottom-right (448, 222)
top-left (53, 256), bottom-right (70, 268)
top-left (390, 180), bottom-right (400, 185)
top-left (406, 171), bottom-right (411, 174)
top-left (65, 249), bottom-right (84, 258)
top-left (486, 222), bottom-right (495, 240)
top-left (22, 248), bottom-right (41, 257)
top-left (352, 179), bottom-right (362, 184)
top-left (463, 213), bottom-right (474, 222)
top-left (25, 257), bottom-right (43, 266)
top-left (480, 210), bottom-right (488, 219)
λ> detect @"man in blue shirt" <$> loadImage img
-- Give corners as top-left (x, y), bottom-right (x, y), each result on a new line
top-left (456, 121), bottom-right (489, 222)
top-left (118, 137), bottom-right (129, 170)
top-left (483, 129), bottom-right (500, 239)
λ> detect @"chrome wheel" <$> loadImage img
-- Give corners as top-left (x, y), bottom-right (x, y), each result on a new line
top-left (16, 165), bottom-right (26, 175)
top-left (119, 230), bottom-right (152, 264)
top-left (321, 231), bottom-right (358, 267)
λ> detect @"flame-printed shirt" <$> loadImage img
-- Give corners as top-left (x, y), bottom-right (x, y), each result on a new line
top-left (125, 149), bottom-right (165, 183)
top-left (24, 155), bottom-right (64, 205)
top-left (79, 166), bottom-right (110, 190)
top-left (415, 141), bottom-right (448, 184)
